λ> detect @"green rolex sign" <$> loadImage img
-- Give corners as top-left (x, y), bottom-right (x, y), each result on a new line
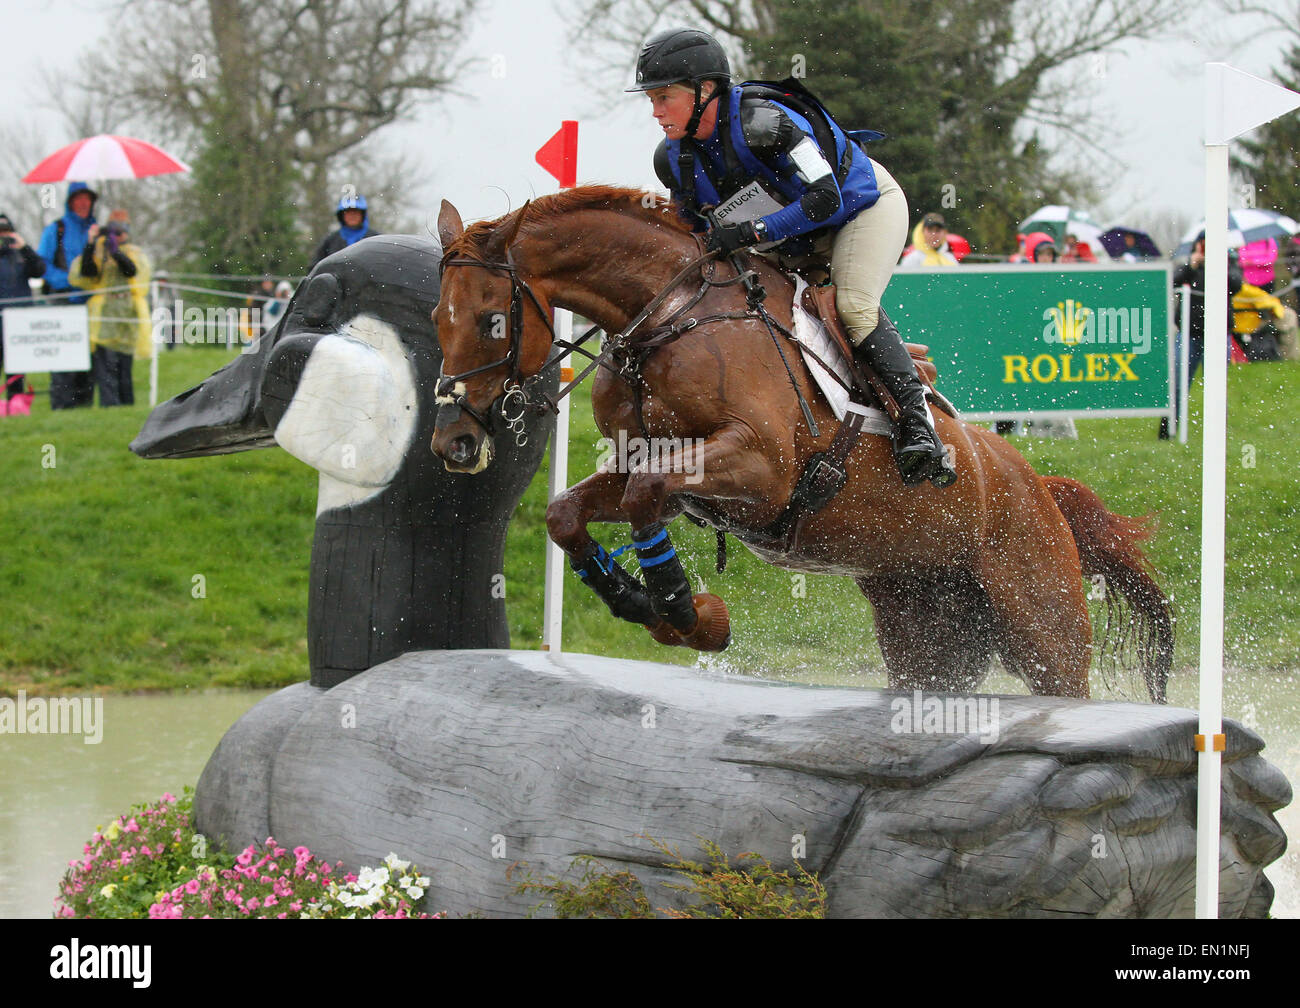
top-left (887, 264), bottom-right (1174, 420)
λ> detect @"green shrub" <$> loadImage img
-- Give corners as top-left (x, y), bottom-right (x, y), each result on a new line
top-left (517, 838), bottom-right (827, 919)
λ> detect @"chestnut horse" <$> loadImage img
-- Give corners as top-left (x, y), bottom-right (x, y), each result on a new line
top-left (432, 186), bottom-right (1172, 703)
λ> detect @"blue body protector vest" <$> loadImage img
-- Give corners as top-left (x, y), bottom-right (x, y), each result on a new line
top-left (663, 81), bottom-right (886, 254)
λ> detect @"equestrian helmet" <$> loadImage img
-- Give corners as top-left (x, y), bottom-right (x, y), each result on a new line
top-left (627, 28), bottom-right (729, 92)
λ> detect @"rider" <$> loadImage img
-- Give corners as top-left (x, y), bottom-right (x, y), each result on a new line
top-left (628, 27), bottom-right (956, 489)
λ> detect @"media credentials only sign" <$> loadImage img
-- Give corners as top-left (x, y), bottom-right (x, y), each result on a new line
top-left (2, 305), bottom-right (91, 372)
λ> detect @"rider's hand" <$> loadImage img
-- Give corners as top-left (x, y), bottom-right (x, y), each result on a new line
top-left (707, 220), bottom-right (760, 255)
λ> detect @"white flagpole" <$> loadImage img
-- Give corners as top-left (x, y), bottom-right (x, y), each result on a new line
top-left (542, 313), bottom-right (571, 653)
top-left (1195, 135), bottom-right (1228, 919)
top-left (1195, 61), bottom-right (1300, 919)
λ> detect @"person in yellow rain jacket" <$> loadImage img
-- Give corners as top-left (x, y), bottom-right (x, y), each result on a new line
top-left (899, 212), bottom-right (958, 266)
top-left (1232, 281), bottom-right (1293, 361)
top-left (69, 211), bottom-right (152, 406)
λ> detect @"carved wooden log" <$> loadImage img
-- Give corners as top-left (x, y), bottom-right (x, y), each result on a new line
top-left (195, 649), bottom-right (1290, 918)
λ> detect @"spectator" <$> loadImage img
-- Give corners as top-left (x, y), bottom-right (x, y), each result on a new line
top-left (264, 280), bottom-right (293, 331)
top-left (1116, 232), bottom-right (1147, 263)
top-left (245, 277), bottom-right (276, 344)
top-left (69, 210), bottom-right (152, 407)
top-left (0, 212), bottom-right (47, 407)
top-left (1060, 232), bottom-right (1097, 263)
top-left (37, 182), bottom-right (99, 409)
top-left (900, 212), bottom-right (959, 266)
top-left (311, 194), bottom-right (379, 269)
top-left (1239, 237), bottom-right (1278, 293)
top-left (1161, 236), bottom-right (1244, 438)
top-left (1024, 232), bottom-right (1060, 263)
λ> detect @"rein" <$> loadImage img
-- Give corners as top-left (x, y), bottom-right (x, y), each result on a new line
top-left (435, 232), bottom-right (819, 447)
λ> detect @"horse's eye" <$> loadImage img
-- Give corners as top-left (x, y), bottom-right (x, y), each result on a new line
top-left (479, 312), bottom-right (507, 340)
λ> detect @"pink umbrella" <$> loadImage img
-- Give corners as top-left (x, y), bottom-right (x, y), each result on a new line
top-left (22, 135), bottom-right (191, 183)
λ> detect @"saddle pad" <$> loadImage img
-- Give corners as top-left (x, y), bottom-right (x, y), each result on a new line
top-left (790, 276), bottom-right (893, 437)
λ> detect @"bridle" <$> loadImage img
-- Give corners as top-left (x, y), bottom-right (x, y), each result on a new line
top-left (435, 241), bottom-right (726, 447)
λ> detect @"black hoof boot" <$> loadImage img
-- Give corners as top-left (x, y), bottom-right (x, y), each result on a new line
top-left (571, 541), bottom-right (658, 626)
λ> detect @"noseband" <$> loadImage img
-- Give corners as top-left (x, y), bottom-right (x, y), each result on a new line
top-left (434, 249), bottom-right (559, 446)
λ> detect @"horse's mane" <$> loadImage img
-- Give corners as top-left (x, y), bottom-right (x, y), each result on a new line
top-left (446, 185), bottom-right (692, 259)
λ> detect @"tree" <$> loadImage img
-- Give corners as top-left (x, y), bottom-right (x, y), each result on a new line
top-left (565, 0), bottom-right (1181, 254)
top-left (65, 0), bottom-right (476, 274)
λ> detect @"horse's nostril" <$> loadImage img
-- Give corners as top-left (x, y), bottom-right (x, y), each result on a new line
top-left (449, 435), bottom-right (476, 464)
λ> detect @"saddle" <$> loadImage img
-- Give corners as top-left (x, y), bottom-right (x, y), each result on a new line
top-left (800, 283), bottom-right (950, 422)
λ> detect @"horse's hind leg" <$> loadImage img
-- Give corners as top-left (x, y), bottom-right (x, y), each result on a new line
top-left (975, 540), bottom-right (1092, 698)
top-left (857, 572), bottom-right (995, 693)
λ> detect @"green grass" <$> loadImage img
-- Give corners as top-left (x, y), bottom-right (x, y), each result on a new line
top-left (1, 348), bottom-right (1296, 694)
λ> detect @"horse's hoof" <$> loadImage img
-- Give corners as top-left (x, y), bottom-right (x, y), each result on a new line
top-left (647, 620), bottom-right (686, 647)
top-left (681, 593), bottom-right (731, 652)
top-left (645, 594), bottom-right (731, 652)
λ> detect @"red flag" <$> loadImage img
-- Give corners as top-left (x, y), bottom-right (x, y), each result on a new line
top-left (535, 121), bottom-right (578, 189)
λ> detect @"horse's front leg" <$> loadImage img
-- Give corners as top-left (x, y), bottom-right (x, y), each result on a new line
top-left (619, 428), bottom-right (776, 651)
top-left (546, 468), bottom-right (663, 630)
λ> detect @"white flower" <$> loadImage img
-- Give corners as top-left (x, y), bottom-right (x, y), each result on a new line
top-left (357, 866), bottom-right (389, 890)
top-left (405, 886), bottom-right (422, 900)
top-left (384, 853), bottom-right (411, 873)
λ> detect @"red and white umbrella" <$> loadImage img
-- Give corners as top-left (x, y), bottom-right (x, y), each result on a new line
top-left (22, 135), bottom-right (191, 183)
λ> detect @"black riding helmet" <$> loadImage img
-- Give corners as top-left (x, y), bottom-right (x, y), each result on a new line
top-left (627, 27), bottom-right (730, 91)
top-left (627, 28), bottom-right (730, 138)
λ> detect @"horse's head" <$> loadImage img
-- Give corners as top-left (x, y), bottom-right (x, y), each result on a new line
top-left (432, 199), bottom-right (556, 473)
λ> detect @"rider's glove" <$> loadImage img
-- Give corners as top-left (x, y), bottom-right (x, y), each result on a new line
top-left (707, 220), bottom-right (760, 255)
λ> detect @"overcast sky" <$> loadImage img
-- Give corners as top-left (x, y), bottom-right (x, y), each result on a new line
top-left (3, 0), bottom-right (1293, 253)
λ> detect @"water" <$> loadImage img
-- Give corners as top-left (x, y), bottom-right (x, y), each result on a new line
top-left (0, 690), bottom-right (273, 919)
top-left (2, 669), bottom-right (1295, 919)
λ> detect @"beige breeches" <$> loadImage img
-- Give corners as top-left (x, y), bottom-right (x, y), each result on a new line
top-left (827, 159), bottom-right (909, 342)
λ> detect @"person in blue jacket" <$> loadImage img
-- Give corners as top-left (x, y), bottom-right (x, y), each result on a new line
top-left (310, 194), bottom-right (379, 269)
top-left (629, 27), bottom-right (955, 488)
top-left (37, 182), bottom-right (98, 409)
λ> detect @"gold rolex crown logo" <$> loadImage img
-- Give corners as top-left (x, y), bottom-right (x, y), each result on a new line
top-left (1055, 299), bottom-right (1091, 345)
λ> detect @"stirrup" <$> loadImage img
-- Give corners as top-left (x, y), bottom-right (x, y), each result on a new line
top-left (893, 426), bottom-right (957, 489)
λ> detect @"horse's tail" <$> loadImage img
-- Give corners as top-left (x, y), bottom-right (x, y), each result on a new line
top-left (1042, 476), bottom-right (1174, 704)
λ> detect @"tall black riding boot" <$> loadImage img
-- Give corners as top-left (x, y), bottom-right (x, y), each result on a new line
top-left (851, 308), bottom-right (957, 488)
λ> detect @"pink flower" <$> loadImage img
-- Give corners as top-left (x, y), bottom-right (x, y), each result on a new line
top-left (124, 818), bottom-right (140, 833)
top-left (184, 878), bottom-right (201, 895)
top-left (289, 901), bottom-right (302, 913)
top-left (236, 849), bottom-right (254, 867)
top-left (162, 793), bottom-right (176, 803)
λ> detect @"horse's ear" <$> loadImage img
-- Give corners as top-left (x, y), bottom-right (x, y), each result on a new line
top-left (500, 199), bottom-right (532, 252)
top-left (437, 200), bottom-right (464, 250)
